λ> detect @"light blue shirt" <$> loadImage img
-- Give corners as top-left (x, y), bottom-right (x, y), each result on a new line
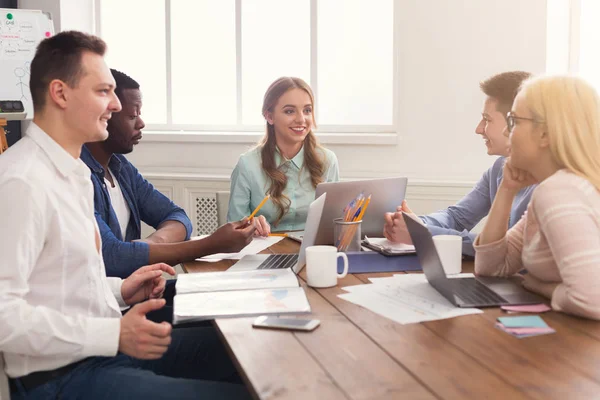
top-left (420, 156), bottom-right (535, 257)
top-left (227, 145), bottom-right (340, 231)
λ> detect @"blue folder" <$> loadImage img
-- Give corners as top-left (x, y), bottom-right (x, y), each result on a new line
top-left (337, 251), bottom-right (422, 274)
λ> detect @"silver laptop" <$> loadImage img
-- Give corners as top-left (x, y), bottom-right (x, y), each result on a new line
top-left (314, 177), bottom-right (408, 245)
top-left (403, 212), bottom-right (544, 308)
top-left (228, 193), bottom-right (326, 273)
top-left (287, 232), bottom-right (304, 243)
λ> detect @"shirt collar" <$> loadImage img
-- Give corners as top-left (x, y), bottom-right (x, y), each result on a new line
top-left (275, 145), bottom-right (304, 170)
top-left (26, 122), bottom-right (85, 178)
top-left (81, 145), bottom-right (122, 176)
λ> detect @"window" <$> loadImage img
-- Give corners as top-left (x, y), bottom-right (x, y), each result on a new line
top-left (97, 0), bottom-right (395, 133)
top-left (546, 0), bottom-right (600, 91)
top-left (578, 0), bottom-right (600, 90)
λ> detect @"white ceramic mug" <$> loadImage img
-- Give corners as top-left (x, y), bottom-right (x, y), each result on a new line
top-left (305, 245), bottom-right (349, 288)
top-left (433, 235), bottom-right (462, 275)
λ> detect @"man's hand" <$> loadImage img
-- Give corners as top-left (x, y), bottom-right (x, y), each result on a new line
top-left (253, 215), bottom-right (271, 237)
top-left (207, 218), bottom-right (255, 253)
top-left (119, 299), bottom-right (172, 360)
top-left (121, 263), bottom-right (176, 306)
top-left (500, 157), bottom-right (537, 193)
top-left (383, 200), bottom-right (416, 244)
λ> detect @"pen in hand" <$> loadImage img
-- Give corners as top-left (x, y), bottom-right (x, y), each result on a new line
top-left (248, 194), bottom-right (271, 220)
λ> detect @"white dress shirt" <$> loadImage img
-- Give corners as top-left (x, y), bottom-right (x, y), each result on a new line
top-left (0, 123), bottom-right (126, 378)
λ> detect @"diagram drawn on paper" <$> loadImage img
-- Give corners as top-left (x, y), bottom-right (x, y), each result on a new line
top-left (0, 10), bottom-right (54, 118)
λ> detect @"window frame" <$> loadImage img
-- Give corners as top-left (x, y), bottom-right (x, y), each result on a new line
top-left (95, 0), bottom-right (399, 144)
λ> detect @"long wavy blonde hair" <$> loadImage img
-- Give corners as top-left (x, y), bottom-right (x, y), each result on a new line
top-left (519, 75), bottom-right (600, 190)
top-left (259, 77), bottom-right (326, 226)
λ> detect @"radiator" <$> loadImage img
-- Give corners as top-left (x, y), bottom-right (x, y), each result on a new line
top-left (194, 195), bottom-right (219, 236)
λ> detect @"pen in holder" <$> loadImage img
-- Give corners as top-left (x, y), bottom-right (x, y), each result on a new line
top-left (334, 218), bottom-right (362, 252)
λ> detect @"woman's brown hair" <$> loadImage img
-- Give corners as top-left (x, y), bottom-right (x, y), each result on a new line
top-left (259, 77), bottom-right (326, 226)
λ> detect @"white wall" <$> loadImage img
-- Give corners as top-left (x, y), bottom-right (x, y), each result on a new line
top-left (18, 0), bottom-right (548, 222)
top-left (125, 0), bottom-right (547, 184)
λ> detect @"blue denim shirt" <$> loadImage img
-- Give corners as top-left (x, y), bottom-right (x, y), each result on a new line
top-left (421, 157), bottom-right (535, 257)
top-left (80, 146), bottom-right (193, 278)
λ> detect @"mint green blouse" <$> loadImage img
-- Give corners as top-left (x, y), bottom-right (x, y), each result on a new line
top-left (227, 145), bottom-right (340, 231)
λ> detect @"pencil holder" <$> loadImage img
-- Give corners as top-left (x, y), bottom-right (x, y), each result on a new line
top-left (334, 218), bottom-right (362, 252)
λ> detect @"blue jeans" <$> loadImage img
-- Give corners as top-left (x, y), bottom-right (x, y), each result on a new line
top-left (11, 326), bottom-right (251, 400)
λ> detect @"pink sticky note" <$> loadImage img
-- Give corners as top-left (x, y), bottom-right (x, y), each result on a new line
top-left (501, 326), bottom-right (555, 335)
top-left (495, 323), bottom-right (556, 338)
top-left (501, 304), bottom-right (551, 313)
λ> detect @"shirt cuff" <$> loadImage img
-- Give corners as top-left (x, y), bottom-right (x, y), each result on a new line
top-left (106, 277), bottom-right (128, 308)
top-left (82, 317), bottom-right (120, 357)
top-left (163, 212), bottom-right (193, 240)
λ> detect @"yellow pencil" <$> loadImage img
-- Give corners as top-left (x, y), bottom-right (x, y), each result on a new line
top-left (269, 233), bottom-right (288, 237)
top-left (355, 195), bottom-right (371, 221)
top-left (248, 194), bottom-right (270, 219)
top-left (340, 195), bottom-right (372, 251)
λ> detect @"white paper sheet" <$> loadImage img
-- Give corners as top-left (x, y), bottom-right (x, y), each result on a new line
top-left (194, 236), bottom-right (284, 261)
top-left (176, 268), bottom-right (299, 294)
top-left (366, 273), bottom-right (476, 285)
top-left (339, 274), bottom-right (482, 324)
top-left (174, 286), bottom-right (311, 324)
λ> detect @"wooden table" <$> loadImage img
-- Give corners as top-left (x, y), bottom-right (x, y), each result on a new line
top-left (184, 239), bottom-right (600, 400)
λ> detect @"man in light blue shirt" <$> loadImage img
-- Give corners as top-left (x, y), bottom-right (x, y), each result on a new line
top-left (384, 71), bottom-right (535, 256)
top-left (228, 145), bottom-right (339, 231)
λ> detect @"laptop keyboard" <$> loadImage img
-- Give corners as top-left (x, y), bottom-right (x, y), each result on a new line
top-left (257, 254), bottom-right (299, 270)
top-left (448, 278), bottom-right (507, 306)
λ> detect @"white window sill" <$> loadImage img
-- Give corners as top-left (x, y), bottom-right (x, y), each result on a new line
top-left (141, 131), bottom-right (398, 145)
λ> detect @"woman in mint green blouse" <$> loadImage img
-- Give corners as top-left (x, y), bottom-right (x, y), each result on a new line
top-left (227, 77), bottom-right (340, 233)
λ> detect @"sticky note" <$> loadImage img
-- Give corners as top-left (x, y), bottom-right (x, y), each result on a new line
top-left (501, 304), bottom-right (552, 313)
top-left (497, 315), bottom-right (548, 328)
top-left (495, 323), bottom-right (556, 338)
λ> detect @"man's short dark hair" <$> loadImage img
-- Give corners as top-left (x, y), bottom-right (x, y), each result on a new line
top-left (479, 71), bottom-right (532, 117)
top-left (110, 69), bottom-right (140, 102)
top-left (30, 30), bottom-right (106, 113)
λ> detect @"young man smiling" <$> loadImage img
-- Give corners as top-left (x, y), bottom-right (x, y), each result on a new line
top-left (0, 31), bottom-right (250, 400)
top-left (383, 71), bottom-right (536, 256)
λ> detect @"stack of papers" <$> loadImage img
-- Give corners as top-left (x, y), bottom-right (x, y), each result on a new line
top-left (338, 273), bottom-right (482, 324)
top-left (175, 287), bottom-right (310, 324)
top-left (173, 269), bottom-right (311, 324)
top-left (194, 236), bottom-right (285, 262)
top-left (496, 316), bottom-right (556, 338)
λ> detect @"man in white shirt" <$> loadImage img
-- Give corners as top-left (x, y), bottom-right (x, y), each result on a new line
top-left (0, 31), bottom-right (250, 399)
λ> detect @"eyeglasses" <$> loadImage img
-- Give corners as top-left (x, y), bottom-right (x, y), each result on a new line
top-left (506, 111), bottom-right (543, 132)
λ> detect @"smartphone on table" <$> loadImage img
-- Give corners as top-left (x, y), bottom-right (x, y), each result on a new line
top-left (252, 316), bottom-right (320, 332)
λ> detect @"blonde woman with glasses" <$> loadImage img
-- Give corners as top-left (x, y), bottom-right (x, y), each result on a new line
top-left (474, 75), bottom-right (600, 320)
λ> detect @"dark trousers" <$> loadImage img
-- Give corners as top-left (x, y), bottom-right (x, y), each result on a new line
top-left (10, 326), bottom-right (251, 400)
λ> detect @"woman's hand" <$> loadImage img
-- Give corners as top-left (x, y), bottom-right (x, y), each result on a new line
top-left (253, 215), bottom-right (271, 237)
top-left (500, 158), bottom-right (537, 193)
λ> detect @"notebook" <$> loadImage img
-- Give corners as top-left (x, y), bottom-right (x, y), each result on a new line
top-left (361, 236), bottom-right (416, 256)
top-left (173, 269), bottom-right (311, 324)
